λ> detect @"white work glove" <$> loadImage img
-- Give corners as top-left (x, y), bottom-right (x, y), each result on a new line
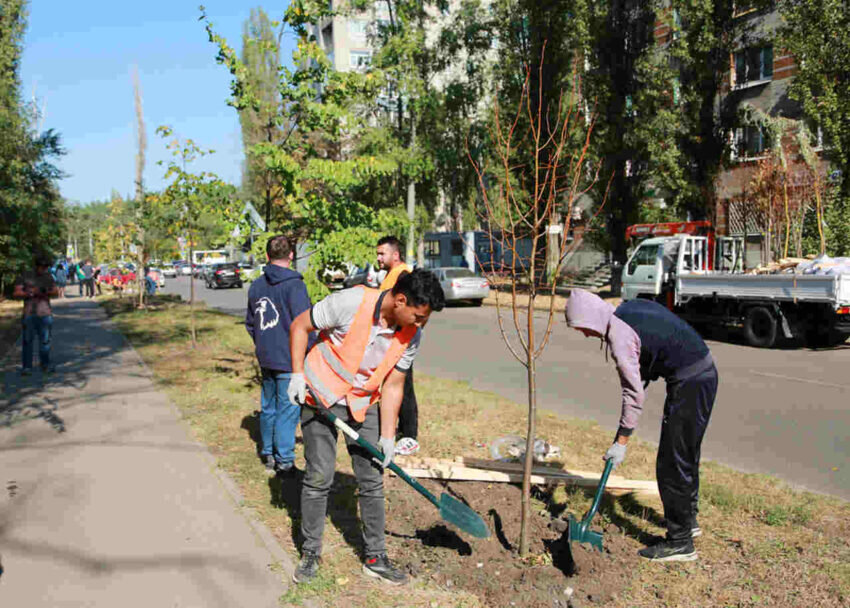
top-left (287, 372), bottom-right (307, 405)
top-left (604, 442), bottom-right (627, 469)
top-left (379, 436), bottom-right (395, 469)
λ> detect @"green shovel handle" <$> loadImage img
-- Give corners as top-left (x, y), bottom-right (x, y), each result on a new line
top-left (582, 457), bottom-right (614, 524)
top-left (310, 404), bottom-right (441, 510)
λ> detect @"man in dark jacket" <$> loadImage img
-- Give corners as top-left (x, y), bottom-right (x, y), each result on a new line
top-left (246, 235), bottom-right (313, 476)
top-left (565, 289), bottom-right (718, 562)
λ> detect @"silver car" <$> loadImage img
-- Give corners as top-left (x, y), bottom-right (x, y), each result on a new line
top-left (430, 267), bottom-right (490, 305)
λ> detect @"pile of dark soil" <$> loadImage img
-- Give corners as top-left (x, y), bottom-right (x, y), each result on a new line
top-left (384, 476), bottom-right (645, 608)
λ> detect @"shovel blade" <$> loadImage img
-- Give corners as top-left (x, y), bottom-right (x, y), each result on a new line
top-left (567, 514), bottom-right (604, 552)
top-left (438, 493), bottom-right (490, 538)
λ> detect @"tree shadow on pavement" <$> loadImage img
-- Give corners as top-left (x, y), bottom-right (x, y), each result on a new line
top-left (0, 300), bottom-right (127, 435)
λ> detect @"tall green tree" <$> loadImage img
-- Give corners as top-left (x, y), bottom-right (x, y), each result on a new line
top-left (779, 0), bottom-right (850, 201)
top-left (204, 3), bottom-right (405, 299)
top-left (585, 0), bottom-right (679, 282)
top-left (239, 7), bottom-right (285, 227)
top-left (667, 1), bottom-right (768, 217)
top-left (0, 0), bottom-right (64, 292)
top-left (153, 126), bottom-right (239, 346)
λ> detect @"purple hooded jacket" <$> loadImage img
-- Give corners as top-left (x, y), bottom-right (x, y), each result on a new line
top-left (565, 289), bottom-right (645, 436)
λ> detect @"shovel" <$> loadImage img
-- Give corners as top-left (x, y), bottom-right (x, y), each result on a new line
top-left (567, 457), bottom-right (614, 552)
top-left (309, 404), bottom-right (490, 539)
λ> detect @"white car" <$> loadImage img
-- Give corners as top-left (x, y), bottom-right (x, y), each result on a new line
top-left (430, 267), bottom-right (490, 305)
top-left (161, 265), bottom-right (177, 278)
top-left (180, 263), bottom-right (192, 276)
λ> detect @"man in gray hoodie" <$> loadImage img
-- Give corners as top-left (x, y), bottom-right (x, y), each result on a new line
top-left (565, 289), bottom-right (718, 562)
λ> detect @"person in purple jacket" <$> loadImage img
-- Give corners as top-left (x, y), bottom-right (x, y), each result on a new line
top-left (565, 289), bottom-right (718, 563)
top-left (246, 235), bottom-right (314, 477)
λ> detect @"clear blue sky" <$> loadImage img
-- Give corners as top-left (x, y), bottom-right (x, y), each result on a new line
top-left (21, 1), bottom-right (295, 205)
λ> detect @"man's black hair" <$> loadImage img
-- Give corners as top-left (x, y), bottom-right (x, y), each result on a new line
top-left (266, 234), bottom-right (292, 261)
top-left (377, 235), bottom-right (402, 254)
top-left (391, 268), bottom-right (445, 312)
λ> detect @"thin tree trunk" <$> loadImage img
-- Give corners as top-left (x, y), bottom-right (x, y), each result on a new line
top-left (133, 68), bottom-right (147, 309)
top-left (189, 235), bottom-right (196, 348)
top-left (519, 296), bottom-right (536, 557)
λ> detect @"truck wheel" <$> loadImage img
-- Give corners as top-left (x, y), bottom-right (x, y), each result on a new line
top-left (743, 306), bottom-right (777, 348)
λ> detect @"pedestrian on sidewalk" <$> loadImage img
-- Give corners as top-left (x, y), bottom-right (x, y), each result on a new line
top-left (75, 261), bottom-right (85, 296)
top-left (81, 259), bottom-right (95, 298)
top-left (376, 236), bottom-right (420, 457)
top-left (246, 235), bottom-right (313, 478)
top-left (54, 263), bottom-right (67, 299)
top-left (93, 265), bottom-right (103, 295)
top-left (564, 289), bottom-right (718, 563)
top-left (287, 269), bottom-right (445, 586)
top-left (13, 256), bottom-right (59, 375)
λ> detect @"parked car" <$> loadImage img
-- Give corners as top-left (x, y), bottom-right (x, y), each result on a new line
top-left (205, 262), bottom-right (243, 289)
top-left (177, 262), bottom-right (192, 276)
top-left (161, 264), bottom-right (177, 278)
top-left (343, 263), bottom-right (382, 288)
top-left (429, 267), bottom-right (490, 305)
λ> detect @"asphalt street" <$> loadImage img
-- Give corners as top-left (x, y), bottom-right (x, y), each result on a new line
top-left (162, 276), bottom-right (850, 500)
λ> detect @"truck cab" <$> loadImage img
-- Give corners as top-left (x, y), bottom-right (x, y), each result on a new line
top-left (622, 235), bottom-right (710, 302)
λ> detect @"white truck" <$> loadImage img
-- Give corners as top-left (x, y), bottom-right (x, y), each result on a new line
top-left (622, 233), bottom-right (850, 348)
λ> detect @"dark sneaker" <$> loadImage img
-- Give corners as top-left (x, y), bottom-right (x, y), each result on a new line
top-left (276, 462), bottom-right (299, 478)
top-left (638, 539), bottom-right (697, 562)
top-left (261, 455), bottom-right (276, 477)
top-left (363, 554), bottom-right (408, 585)
top-left (292, 552), bottom-right (320, 583)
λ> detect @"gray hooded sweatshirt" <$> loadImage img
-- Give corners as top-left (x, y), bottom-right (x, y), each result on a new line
top-left (565, 289), bottom-right (645, 436)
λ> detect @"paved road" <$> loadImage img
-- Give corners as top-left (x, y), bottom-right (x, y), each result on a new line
top-left (0, 297), bottom-right (289, 607)
top-left (162, 276), bottom-right (850, 500)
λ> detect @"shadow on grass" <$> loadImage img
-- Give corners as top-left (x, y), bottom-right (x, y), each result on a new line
top-left (534, 484), bottom-right (665, 547)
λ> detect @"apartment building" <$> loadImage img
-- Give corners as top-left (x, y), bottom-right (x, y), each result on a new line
top-left (651, 3), bottom-right (829, 266)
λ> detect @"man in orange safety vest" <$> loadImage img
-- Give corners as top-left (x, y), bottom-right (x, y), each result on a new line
top-left (287, 268), bottom-right (445, 586)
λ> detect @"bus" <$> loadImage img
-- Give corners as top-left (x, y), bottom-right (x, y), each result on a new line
top-left (191, 249), bottom-right (228, 265)
top-left (422, 231), bottom-right (533, 274)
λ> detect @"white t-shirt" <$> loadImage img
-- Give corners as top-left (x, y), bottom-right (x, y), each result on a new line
top-left (310, 288), bottom-right (421, 399)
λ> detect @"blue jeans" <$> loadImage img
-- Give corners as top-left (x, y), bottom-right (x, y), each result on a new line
top-left (22, 315), bottom-right (53, 370)
top-left (260, 370), bottom-right (299, 466)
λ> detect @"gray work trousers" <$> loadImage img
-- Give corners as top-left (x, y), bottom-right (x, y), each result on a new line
top-left (299, 403), bottom-right (386, 557)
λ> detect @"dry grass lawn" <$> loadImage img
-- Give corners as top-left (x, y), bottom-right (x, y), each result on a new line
top-left (104, 297), bottom-right (849, 608)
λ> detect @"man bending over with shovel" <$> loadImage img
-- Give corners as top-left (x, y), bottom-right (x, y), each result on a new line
top-left (287, 269), bottom-right (445, 585)
top-left (565, 289), bottom-right (718, 562)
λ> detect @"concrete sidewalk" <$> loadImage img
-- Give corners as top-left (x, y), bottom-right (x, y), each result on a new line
top-left (0, 298), bottom-right (290, 607)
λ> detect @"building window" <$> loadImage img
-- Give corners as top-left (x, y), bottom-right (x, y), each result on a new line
top-left (733, 45), bottom-right (773, 87)
top-left (425, 240), bottom-right (440, 259)
top-left (349, 19), bottom-right (367, 40)
top-left (349, 50), bottom-right (371, 69)
top-left (735, 125), bottom-right (769, 158)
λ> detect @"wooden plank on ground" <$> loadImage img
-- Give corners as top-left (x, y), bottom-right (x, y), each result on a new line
top-left (392, 456), bottom-right (658, 496)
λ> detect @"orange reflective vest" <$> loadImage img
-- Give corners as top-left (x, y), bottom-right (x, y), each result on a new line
top-left (304, 287), bottom-right (417, 422)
